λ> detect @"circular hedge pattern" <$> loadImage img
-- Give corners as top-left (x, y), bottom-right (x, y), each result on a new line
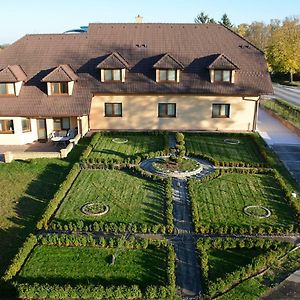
top-left (81, 203), bottom-right (109, 216)
top-left (244, 205), bottom-right (271, 219)
top-left (112, 138), bottom-right (128, 144)
top-left (224, 138), bottom-right (240, 145)
top-left (153, 157), bottom-right (201, 173)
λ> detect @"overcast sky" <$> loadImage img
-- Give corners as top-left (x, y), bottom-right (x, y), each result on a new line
top-left (1, 0), bottom-right (299, 44)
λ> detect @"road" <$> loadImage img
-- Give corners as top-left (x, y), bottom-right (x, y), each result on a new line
top-left (272, 84), bottom-right (300, 107)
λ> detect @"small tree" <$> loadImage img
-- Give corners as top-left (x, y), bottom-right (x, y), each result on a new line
top-left (194, 12), bottom-right (216, 24)
top-left (220, 14), bottom-right (233, 28)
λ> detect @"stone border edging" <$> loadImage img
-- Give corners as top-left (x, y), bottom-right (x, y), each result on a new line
top-left (112, 138), bottom-right (128, 144)
top-left (81, 203), bottom-right (109, 216)
top-left (224, 138), bottom-right (240, 145)
top-left (244, 205), bottom-right (271, 219)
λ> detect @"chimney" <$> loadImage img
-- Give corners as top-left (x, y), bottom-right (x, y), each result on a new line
top-left (135, 15), bottom-right (143, 23)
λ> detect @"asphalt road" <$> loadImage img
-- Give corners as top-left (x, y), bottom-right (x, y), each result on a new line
top-left (273, 84), bottom-right (300, 107)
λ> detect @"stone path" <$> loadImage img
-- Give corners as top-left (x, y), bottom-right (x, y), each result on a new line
top-left (171, 178), bottom-right (202, 298)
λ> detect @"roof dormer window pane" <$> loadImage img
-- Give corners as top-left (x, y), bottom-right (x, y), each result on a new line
top-left (159, 70), bottom-right (167, 81)
top-left (104, 69), bottom-right (121, 81)
top-left (214, 70), bottom-right (231, 82)
top-left (51, 82), bottom-right (68, 95)
top-left (223, 70), bottom-right (231, 82)
top-left (168, 70), bottom-right (176, 81)
top-left (0, 83), bottom-right (15, 95)
top-left (159, 69), bottom-right (177, 81)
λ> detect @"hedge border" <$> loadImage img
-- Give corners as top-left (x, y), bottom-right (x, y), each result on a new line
top-left (11, 235), bottom-right (176, 299)
top-left (196, 237), bottom-right (294, 298)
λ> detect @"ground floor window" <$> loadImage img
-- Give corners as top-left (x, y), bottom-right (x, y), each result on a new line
top-left (0, 119), bottom-right (14, 134)
top-left (21, 118), bottom-right (31, 132)
top-left (212, 104), bottom-right (230, 118)
top-left (105, 103), bottom-right (122, 117)
top-left (53, 117), bottom-right (71, 131)
top-left (158, 103), bottom-right (176, 118)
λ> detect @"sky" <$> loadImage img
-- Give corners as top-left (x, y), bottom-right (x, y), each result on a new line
top-left (1, 0), bottom-right (299, 44)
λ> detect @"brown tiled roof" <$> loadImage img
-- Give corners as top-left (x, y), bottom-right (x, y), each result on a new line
top-left (42, 64), bottom-right (79, 82)
top-left (96, 52), bottom-right (129, 69)
top-left (0, 23), bottom-right (273, 117)
top-left (208, 54), bottom-right (239, 70)
top-left (0, 65), bottom-right (27, 82)
top-left (153, 53), bottom-right (184, 69)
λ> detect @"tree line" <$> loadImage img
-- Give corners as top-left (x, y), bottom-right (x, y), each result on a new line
top-left (195, 12), bottom-right (300, 82)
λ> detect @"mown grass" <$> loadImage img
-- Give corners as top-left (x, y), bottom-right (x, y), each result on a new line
top-left (90, 132), bottom-right (167, 161)
top-left (208, 248), bottom-right (265, 281)
top-left (18, 245), bottom-right (167, 287)
top-left (185, 132), bottom-right (264, 163)
top-left (190, 173), bottom-right (296, 229)
top-left (54, 169), bottom-right (165, 225)
top-left (0, 139), bottom-right (89, 277)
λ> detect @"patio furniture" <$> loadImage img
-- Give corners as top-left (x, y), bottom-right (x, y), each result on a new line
top-left (50, 128), bottom-right (77, 147)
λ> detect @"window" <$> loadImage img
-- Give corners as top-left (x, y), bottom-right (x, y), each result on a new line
top-left (0, 83), bottom-right (15, 95)
top-left (53, 117), bottom-right (71, 130)
top-left (104, 69), bottom-right (121, 81)
top-left (21, 118), bottom-right (31, 132)
top-left (214, 70), bottom-right (231, 82)
top-left (0, 119), bottom-right (14, 134)
top-left (158, 103), bottom-right (176, 118)
top-left (212, 104), bottom-right (230, 118)
top-left (105, 103), bottom-right (122, 117)
top-left (51, 82), bottom-right (69, 95)
top-left (159, 69), bottom-right (177, 81)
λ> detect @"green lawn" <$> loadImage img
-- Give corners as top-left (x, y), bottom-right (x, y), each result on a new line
top-left (185, 132), bottom-right (264, 163)
top-left (0, 140), bottom-right (88, 277)
top-left (208, 248), bottom-right (264, 281)
top-left (89, 132), bottom-right (167, 162)
top-left (190, 173), bottom-right (296, 230)
top-left (54, 169), bottom-right (165, 225)
top-left (18, 245), bottom-right (167, 287)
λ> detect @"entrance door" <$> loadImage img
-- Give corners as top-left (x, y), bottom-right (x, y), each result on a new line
top-left (37, 119), bottom-right (47, 141)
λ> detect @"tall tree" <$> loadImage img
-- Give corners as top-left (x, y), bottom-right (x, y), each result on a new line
top-left (220, 14), bottom-right (233, 28)
top-left (267, 18), bottom-right (300, 82)
top-left (194, 12), bottom-right (216, 24)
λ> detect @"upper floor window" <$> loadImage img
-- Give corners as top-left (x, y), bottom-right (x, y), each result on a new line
top-left (0, 83), bottom-right (15, 96)
top-left (105, 103), bottom-right (122, 117)
top-left (158, 69), bottom-right (177, 82)
top-left (21, 118), bottom-right (31, 132)
top-left (0, 119), bottom-right (14, 134)
top-left (51, 82), bottom-right (68, 95)
top-left (104, 69), bottom-right (121, 81)
top-left (214, 70), bottom-right (231, 82)
top-left (158, 103), bottom-right (176, 118)
top-left (212, 104), bottom-right (230, 118)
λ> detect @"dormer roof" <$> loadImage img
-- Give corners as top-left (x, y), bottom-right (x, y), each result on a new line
top-left (96, 52), bottom-right (129, 69)
top-left (153, 53), bottom-right (184, 70)
top-left (208, 54), bottom-right (239, 70)
top-left (0, 65), bottom-right (27, 82)
top-left (42, 64), bottom-right (79, 82)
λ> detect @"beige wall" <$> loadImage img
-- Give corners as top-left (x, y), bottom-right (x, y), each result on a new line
top-left (90, 95), bottom-right (257, 131)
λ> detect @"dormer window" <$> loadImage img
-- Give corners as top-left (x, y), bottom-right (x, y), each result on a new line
top-left (97, 52), bottom-right (129, 83)
top-left (214, 70), bottom-right (231, 82)
top-left (153, 53), bottom-right (184, 83)
top-left (0, 83), bottom-right (15, 96)
top-left (158, 69), bottom-right (177, 82)
top-left (104, 69), bottom-right (122, 81)
top-left (51, 82), bottom-right (68, 95)
top-left (42, 65), bottom-right (78, 96)
top-left (208, 54), bottom-right (239, 84)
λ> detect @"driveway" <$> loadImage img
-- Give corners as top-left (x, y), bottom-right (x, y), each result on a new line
top-left (257, 109), bottom-right (300, 184)
top-left (273, 84), bottom-right (300, 108)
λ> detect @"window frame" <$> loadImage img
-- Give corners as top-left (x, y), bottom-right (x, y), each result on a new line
top-left (158, 69), bottom-right (177, 82)
top-left (0, 119), bottom-right (14, 134)
top-left (50, 82), bottom-right (69, 95)
top-left (21, 118), bottom-right (31, 133)
top-left (214, 70), bottom-right (232, 83)
top-left (104, 103), bottom-right (123, 117)
top-left (212, 103), bottom-right (231, 118)
top-left (53, 117), bottom-right (71, 131)
top-left (0, 82), bottom-right (15, 96)
top-left (103, 69), bottom-right (122, 82)
top-left (158, 103), bottom-right (176, 118)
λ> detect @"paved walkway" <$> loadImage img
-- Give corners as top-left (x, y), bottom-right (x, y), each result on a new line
top-left (257, 108), bottom-right (300, 184)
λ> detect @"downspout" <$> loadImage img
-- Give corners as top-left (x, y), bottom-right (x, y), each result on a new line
top-left (252, 97), bottom-right (260, 132)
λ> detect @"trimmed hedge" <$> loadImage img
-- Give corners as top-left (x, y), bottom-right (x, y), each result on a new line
top-left (197, 238), bottom-right (294, 298)
top-left (79, 133), bottom-right (99, 161)
top-left (189, 168), bottom-right (299, 234)
top-left (12, 235), bottom-right (176, 299)
top-left (2, 234), bottom-right (37, 281)
top-left (36, 163), bottom-right (80, 230)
